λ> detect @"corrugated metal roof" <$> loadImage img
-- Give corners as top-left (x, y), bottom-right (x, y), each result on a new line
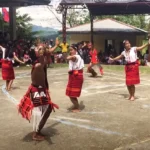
top-left (60, 0), bottom-right (150, 4)
top-left (0, 0), bottom-right (50, 6)
top-left (59, 1), bottom-right (150, 15)
top-left (66, 18), bottom-right (147, 33)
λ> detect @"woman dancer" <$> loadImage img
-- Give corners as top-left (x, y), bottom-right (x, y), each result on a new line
top-left (109, 40), bottom-right (149, 101)
top-left (87, 42), bottom-right (104, 77)
top-left (1, 44), bottom-right (24, 91)
top-left (66, 44), bottom-right (84, 112)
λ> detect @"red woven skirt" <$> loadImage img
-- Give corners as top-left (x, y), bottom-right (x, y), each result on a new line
top-left (66, 70), bottom-right (84, 97)
top-left (18, 85), bottom-right (59, 122)
top-left (1, 59), bottom-right (15, 80)
top-left (125, 61), bottom-right (140, 86)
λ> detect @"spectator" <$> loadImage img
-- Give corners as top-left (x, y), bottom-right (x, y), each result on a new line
top-left (59, 40), bottom-right (69, 63)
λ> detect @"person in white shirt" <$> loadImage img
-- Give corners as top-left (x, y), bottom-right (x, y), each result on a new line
top-left (66, 44), bottom-right (84, 112)
top-left (109, 40), bottom-right (150, 101)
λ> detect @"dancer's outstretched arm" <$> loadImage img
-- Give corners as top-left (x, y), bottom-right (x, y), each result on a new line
top-left (109, 54), bottom-right (123, 62)
top-left (49, 38), bottom-right (59, 52)
top-left (14, 55), bottom-right (25, 64)
top-left (136, 39), bottom-right (150, 51)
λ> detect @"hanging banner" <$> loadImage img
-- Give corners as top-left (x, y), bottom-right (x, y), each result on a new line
top-left (50, 0), bottom-right (62, 9)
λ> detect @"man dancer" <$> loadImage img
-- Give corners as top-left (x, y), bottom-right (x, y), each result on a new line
top-left (18, 39), bottom-right (59, 141)
top-left (87, 42), bottom-right (104, 77)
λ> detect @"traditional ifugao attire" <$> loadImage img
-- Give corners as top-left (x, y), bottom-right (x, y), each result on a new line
top-left (1, 59), bottom-right (15, 80)
top-left (18, 61), bottom-right (59, 132)
top-left (1, 47), bottom-right (15, 81)
top-left (87, 48), bottom-right (103, 77)
top-left (66, 54), bottom-right (84, 98)
top-left (121, 47), bottom-right (140, 86)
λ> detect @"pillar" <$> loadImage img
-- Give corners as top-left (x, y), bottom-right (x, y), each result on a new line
top-left (9, 7), bottom-right (16, 41)
top-left (90, 13), bottom-right (94, 46)
top-left (62, 5), bottom-right (67, 42)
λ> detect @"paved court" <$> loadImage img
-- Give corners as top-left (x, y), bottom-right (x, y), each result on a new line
top-left (1, 66), bottom-right (150, 150)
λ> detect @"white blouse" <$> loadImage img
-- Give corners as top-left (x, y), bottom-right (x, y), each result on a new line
top-left (69, 54), bottom-right (84, 71)
top-left (1, 47), bottom-right (6, 59)
top-left (121, 47), bottom-right (137, 63)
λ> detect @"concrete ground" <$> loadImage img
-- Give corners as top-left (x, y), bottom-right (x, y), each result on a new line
top-left (1, 66), bottom-right (150, 150)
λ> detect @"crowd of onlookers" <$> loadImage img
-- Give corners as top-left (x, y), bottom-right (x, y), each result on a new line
top-left (0, 38), bottom-right (149, 67)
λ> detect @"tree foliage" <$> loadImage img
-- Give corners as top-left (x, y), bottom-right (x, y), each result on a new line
top-left (66, 9), bottom-right (150, 31)
top-left (0, 12), bottom-right (33, 39)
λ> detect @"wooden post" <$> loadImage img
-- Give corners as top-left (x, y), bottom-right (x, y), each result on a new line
top-left (148, 32), bottom-right (150, 62)
top-left (9, 7), bottom-right (16, 41)
top-left (62, 5), bottom-right (67, 43)
top-left (90, 13), bottom-right (94, 46)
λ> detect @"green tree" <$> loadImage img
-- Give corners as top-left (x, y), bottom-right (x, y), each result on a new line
top-left (16, 13), bottom-right (32, 38)
top-left (66, 8), bottom-right (148, 30)
top-left (0, 12), bottom-right (33, 39)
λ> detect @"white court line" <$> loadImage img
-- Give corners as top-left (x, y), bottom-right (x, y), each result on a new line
top-left (50, 118), bottom-right (130, 137)
top-left (82, 84), bottom-right (150, 97)
top-left (1, 72), bottom-right (127, 136)
top-left (83, 84), bottom-right (125, 90)
top-left (1, 71), bottom-right (150, 136)
top-left (60, 108), bottom-right (107, 115)
top-left (56, 116), bottom-right (91, 123)
top-left (82, 87), bottom-right (126, 97)
top-left (114, 138), bottom-right (150, 150)
top-left (104, 71), bottom-right (150, 82)
top-left (16, 73), bottom-right (68, 79)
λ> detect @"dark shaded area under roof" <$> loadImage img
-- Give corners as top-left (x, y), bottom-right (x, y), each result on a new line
top-left (0, 0), bottom-right (50, 6)
top-left (60, 0), bottom-right (150, 15)
top-left (65, 30), bottom-right (147, 35)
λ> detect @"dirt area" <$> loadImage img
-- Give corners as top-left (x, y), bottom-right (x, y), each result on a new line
top-left (0, 66), bottom-right (150, 150)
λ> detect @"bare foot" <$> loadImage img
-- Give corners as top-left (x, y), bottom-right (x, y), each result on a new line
top-left (130, 96), bottom-right (135, 101)
top-left (38, 132), bottom-right (46, 136)
top-left (32, 132), bottom-right (45, 141)
top-left (71, 109), bottom-right (81, 113)
top-left (67, 106), bottom-right (76, 111)
top-left (128, 96), bottom-right (131, 100)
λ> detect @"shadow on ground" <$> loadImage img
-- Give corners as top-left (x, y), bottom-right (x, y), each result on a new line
top-left (22, 122), bottom-right (60, 145)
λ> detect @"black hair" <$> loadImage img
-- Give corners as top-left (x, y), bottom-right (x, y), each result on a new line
top-left (70, 44), bottom-right (83, 59)
top-left (70, 44), bottom-right (78, 51)
top-left (123, 40), bottom-right (129, 47)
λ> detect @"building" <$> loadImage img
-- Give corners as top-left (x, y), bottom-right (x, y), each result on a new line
top-left (65, 18), bottom-right (147, 55)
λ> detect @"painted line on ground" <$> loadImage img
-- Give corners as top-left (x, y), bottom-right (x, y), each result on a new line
top-left (114, 138), bottom-right (150, 150)
top-left (50, 118), bottom-right (130, 137)
top-left (56, 116), bottom-right (91, 123)
top-left (1, 85), bottom-right (18, 105)
top-left (1, 72), bottom-right (126, 135)
top-left (59, 108), bottom-right (107, 115)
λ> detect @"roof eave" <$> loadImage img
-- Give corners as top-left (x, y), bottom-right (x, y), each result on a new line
top-left (59, 31), bottom-right (147, 35)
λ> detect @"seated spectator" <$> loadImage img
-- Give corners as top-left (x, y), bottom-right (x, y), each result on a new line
top-left (144, 50), bottom-right (149, 66)
top-left (23, 50), bottom-right (31, 66)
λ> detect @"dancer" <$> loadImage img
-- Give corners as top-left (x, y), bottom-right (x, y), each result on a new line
top-left (18, 38), bottom-right (59, 141)
top-left (109, 40), bottom-right (149, 101)
top-left (1, 44), bottom-right (24, 91)
top-left (87, 42), bottom-right (104, 77)
top-left (66, 44), bottom-right (84, 112)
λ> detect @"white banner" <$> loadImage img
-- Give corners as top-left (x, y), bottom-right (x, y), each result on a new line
top-left (50, 0), bottom-right (62, 9)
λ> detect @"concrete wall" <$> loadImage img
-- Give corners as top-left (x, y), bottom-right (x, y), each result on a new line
top-left (68, 33), bottom-right (145, 55)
